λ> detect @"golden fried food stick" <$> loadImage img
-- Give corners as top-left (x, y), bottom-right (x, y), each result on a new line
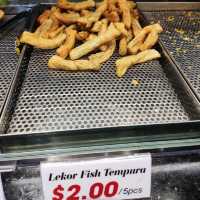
top-left (99, 19), bottom-right (108, 34)
top-left (89, 40), bottom-right (116, 63)
top-left (140, 24), bottom-right (163, 51)
top-left (128, 41), bottom-right (142, 54)
top-left (86, 33), bottom-right (97, 41)
top-left (48, 55), bottom-right (100, 71)
top-left (86, 0), bottom-right (108, 27)
top-left (20, 31), bottom-right (66, 49)
top-left (127, 29), bottom-right (133, 42)
top-left (51, 6), bottom-right (60, 13)
top-left (34, 19), bottom-right (53, 37)
top-left (54, 11), bottom-right (88, 25)
top-left (128, 23), bottom-right (162, 53)
top-left (116, 49), bottom-right (161, 77)
top-left (114, 22), bottom-right (128, 36)
top-left (131, 17), bottom-right (142, 36)
top-left (0, 9), bottom-right (4, 20)
top-left (56, 29), bottom-right (76, 58)
top-left (119, 37), bottom-right (127, 56)
top-left (49, 25), bottom-right (65, 39)
top-left (80, 9), bottom-right (93, 17)
top-left (131, 9), bottom-right (139, 19)
top-left (66, 24), bottom-right (77, 30)
top-left (118, 0), bottom-right (131, 29)
top-left (140, 31), bottom-right (159, 51)
top-left (128, 31), bottom-right (146, 54)
top-left (57, 0), bottom-right (95, 11)
top-left (48, 14), bottom-right (60, 33)
top-left (99, 19), bottom-right (108, 51)
top-left (108, 4), bottom-right (119, 12)
top-left (70, 23), bottom-right (121, 60)
top-left (108, 0), bottom-right (119, 12)
top-left (103, 10), bottom-right (120, 22)
top-left (128, 1), bottom-right (136, 9)
top-left (128, 17), bottom-right (142, 54)
top-left (76, 31), bottom-right (89, 41)
top-left (91, 21), bottom-right (102, 32)
top-left (37, 10), bottom-right (51, 24)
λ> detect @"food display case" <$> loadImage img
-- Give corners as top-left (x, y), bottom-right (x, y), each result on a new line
top-left (0, 1), bottom-right (200, 199)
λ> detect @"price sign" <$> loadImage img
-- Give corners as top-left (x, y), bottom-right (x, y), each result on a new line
top-left (41, 154), bottom-right (151, 200)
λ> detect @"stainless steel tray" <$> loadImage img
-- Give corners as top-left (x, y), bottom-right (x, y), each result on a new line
top-left (1, 4), bottom-right (200, 135)
top-left (0, 3), bottom-right (200, 153)
top-left (0, 9), bottom-right (32, 117)
top-left (0, 6), bottom-right (31, 29)
top-left (143, 8), bottom-right (200, 101)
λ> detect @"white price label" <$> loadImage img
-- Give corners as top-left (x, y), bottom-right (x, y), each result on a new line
top-left (41, 154), bottom-right (151, 200)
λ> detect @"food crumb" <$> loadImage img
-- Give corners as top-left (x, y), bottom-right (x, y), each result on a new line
top-left (175, 28), bottom-right (185, 34)
top-left (167, 16), bottom-right (174, 22)
top-left (196, 44), bottom-right (200, 48)
top-left (15, 37), bottom-right (20, 47)
top-left (176, 48), bottom-right (181, 53)
top-left (186, 11), bottom-right (192, 17)
top-left (182, 36), bottom-right (190, 41)
top-left (15, 47), bottom-right (21, 55)
top-left (195, 30), bottom-right (200, 35)
top-left (132, 79), bottom-right (140, 87)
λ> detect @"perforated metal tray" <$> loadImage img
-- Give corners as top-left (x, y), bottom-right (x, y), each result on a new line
top-left (0, 6), bottom-right (31, 29)
top-left (0, 10), bottom-right (31, 117)
top-left (0, 4), bottom-right (199, 139)
top-left (144, 9), bottom-right (200, 100)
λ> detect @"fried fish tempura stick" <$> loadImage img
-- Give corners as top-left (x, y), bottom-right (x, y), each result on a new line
top-left (54, 11), bottom-right (88, 25)
top-left (76, 31), bottom-right (89, 41)
top-left (128, 41), bottom-right (142, 54)
top-left (118, 0), bottom-right (131, 29)
top-left (114, 22), bottom-right (128, 36)
top-left (131, 17), bottom-right (142, 36)
top-left (66, 24), bottom-right (76, 30)
top-left (91, 21), bottom-right (102, 32)
top-left (128, 23), bottom-right (163, 54)
top-left (80, 10), bottom-right (93, 17)
top-left (128, 18), bottom-right (142, 54)
top-left (127, 29), bottom-right (133, 42)
top-left (99, 19), bottom-right (108, 51)
top-left (48, 55), bottom-right (100, 71)
top-left (86, 0), bottom-right (108, 27)
top-left (0, 9), bottom-right (4, 20)
top-left (86, 33), bottom-right (97, 41)
top-left (140, 31), bottom-right (159, 51)
top-left (119, 37), bottom-right (127, 56)
top-left (140, 25), bottom-right (163, 51)
top-left (49, 25), bottom-right (65, 39)
top-left (70, 23), bottom-right (121, 60)
top-left (116, 49), bottom-right (161, 77)
top-left (108, 0), bottom-right (118, 11)
top-left (56, 29), bottom-right (76, 58)
top-left (89, 40), bottom-right (116, 63)
top-left (34, 19), bottom-right (53, 37)
top-left (48, 15), bottom-right (60, 33)
top-left (128, 1), bottom-right (136, 9)
top-left (131, 9), bottom-right (139, 19)
top-left (57, 0), bottom-right (95, 11)
top-left (103, 10), bottom-right (120, 22)
top-left (37, 10), bottom-right (51, 24)
top-left (20, 31), bottom-right (66, 49)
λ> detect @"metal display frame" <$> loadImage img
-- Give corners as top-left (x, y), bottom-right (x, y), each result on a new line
top-left (0, 2), bottom-right (200, 199)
